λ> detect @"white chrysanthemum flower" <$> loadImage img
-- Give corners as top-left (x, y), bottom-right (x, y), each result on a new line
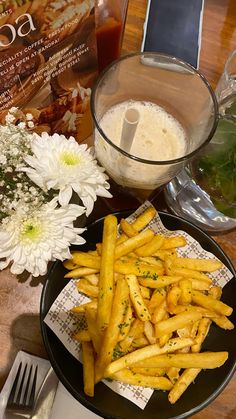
top-left (0, 198), bottom-right (86, 277)
top-left (22, 133), bottom-right (112, 216)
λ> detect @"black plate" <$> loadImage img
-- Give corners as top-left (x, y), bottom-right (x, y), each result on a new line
top-left (40, 211), bottom-right (236, 419)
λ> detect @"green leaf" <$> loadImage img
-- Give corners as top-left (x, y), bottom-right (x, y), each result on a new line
top-left (196, 118), bottom-right (236, 216)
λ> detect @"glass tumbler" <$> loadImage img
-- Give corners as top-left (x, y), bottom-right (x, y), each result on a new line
top-left (165, 49), bottom-right (236, 232)
top-left (91, 52), bottom-right (218, 203)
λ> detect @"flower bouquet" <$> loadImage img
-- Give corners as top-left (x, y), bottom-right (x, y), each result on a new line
top-left (0, 108), bottom-right (111, 277)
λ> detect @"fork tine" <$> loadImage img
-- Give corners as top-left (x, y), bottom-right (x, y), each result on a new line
top-left (7, 362), bottom-right (38, 412)
top-left (7, 362), bottom-right (22, 405)
top-left (22, 364), bottom-right (33, 406)
top-left (15, 363), bottom-right (28, 404)
top-left (28, 365), bottom-right (38, 408)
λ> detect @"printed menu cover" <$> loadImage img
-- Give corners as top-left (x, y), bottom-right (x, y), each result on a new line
top-left (0, 0), bottom-right (98, 143)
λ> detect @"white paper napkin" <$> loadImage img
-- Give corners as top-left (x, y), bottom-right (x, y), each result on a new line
top-left (50, 382), bottom-right (100, 419)
top-left (0, 351), bottom-right (51, 419)
top-left (44, 202), bottom-right (234, 409)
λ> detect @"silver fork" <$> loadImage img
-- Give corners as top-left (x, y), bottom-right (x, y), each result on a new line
top-left (5, 361), bottom-right (38, 418)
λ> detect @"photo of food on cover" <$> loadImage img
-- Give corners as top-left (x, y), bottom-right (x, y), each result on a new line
top-left (0, 0), bottom-right (97, 142)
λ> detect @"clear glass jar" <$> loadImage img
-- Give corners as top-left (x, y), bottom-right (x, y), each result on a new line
top-left (165, 49), bottom-right (236, 233)
top-left (95, 0), bottom-right (129, 72)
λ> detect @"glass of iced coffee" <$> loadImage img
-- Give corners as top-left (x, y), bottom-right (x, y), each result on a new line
top-left (91, 52), bottom-right (218, 203)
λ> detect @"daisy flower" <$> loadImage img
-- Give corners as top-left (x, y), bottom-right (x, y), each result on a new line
top-left (0, 198), bottom-right (86, 277)
top-left (22, 132), bottom-right (112, 215)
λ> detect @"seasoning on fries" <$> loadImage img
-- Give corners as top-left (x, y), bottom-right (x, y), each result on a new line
top-left (63, 206), bottom-right (234, 404)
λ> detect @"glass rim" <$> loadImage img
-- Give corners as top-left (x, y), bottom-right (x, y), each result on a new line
top-left (91, 51), bottom-right (219, 166)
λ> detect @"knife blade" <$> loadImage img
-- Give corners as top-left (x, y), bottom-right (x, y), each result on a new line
top-left (30, 367), bottom-right (59, 419)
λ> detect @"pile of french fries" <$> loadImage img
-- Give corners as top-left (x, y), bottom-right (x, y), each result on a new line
top-left (63, 207), bottom-right (234, 405)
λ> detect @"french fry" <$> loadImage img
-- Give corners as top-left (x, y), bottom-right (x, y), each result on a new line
top-left (211, 315), bottom-right (235, 330)
top-left (167, 286), bottom-right (181, 313)
top-left (82, 341), bottom-right (95, 397)
top-left (204, 285), bottom-right (231, 330)
top-left (168, 368), bottom-right (201, 404)
top-left (139, 276), bottom-right (182, 288)
top-left (85, 274), bottom-right (99, 286)
top-left (189, 279), bottom-right (210, 291)
top-left (166, 367), bottom-right (180, 384)
top-left (167, 266), bottom-right (212, 283)
top-left (120, 219), bottom-right (137, 237)
top-left (85, 307), bottom-right (101, 354)
top-left (191, 318), bottom-right (212, 353)
top-left (132, 336), bottom-right (149, 349)
top-left (74, 330), bottom-right (91, 342)
top-left (159, 333), bottom-right (172, 348)
top-left (176, 326), bottom-right (192, 339)
top-left (144, 321), bottom-right (156, 344)
top-left (96, 243), bottom-right (102, 255)
top-left (190, 319), bottom-right (200, 339)
top-left (178, 279), bottom-right (192, 305)
top-left (104, 338), bottom-right (194, 376)
top-left (191, 283), bottom-right (223, 352)
top-left (165, 304), bottom-right (219, 318)
top-left (173, 257), bottom-right (222, 272)
top-left (140, 256), bottom-right (165, 267)
top-left (152, 299), bottom-right (167, 324)
top-left (88, 250), bottom-right (99, 256)
top-left (95, 277), bottom-right (130, 382)
top-left (117, 301), bottom-right (133, 341)
top-left (177, 346), bottom-right (190, 354)
top-left (158, 312), bottom-right (173, 347)
top-left (115, 229), bottom-right (155, 259)
top-left (153, 249), bottom-right (177, 261)
top-left (76, 279), bottom-right (98, 298)
top-left (131, 207), bottom-right (157, 231)
top-left (209, 285), bottom-right (222, 299)
top-left (71, 299), bottom-right (97, 314)
top-left (109, 369), bottom-right (173, 390)
top-left (64, 206), bottom-right (234, 402)
top-left (97, 214), bottom-right (118, 331)
top-left (115, 260), bottom-right (164, 277)
top-left (140, 285), bottom-right (152, 300)
top-left (161, 236), bottom-right (187, 249)
top-left (133, 352), bottom-right (228, 369)
top-left (135, 235), bottom-right (165, 257)
top-left (63, 259), bottom-right (80, 270)
top-left (126, 274), bottom-right (151, 321)
top-left (64, 267), bottom-right (99, 278)
top-left (192, 290), bottom-right (233, 316)
top-left (154, 310), bottom-right (202, 338)
top-left (131, 367), bottom-right (166, 377)
top-left (148, 288), bottom-right (166, 313)
top-left (116, 233), bottom-right (128, 245)
top-left (119, 318), bottom-right (144, 352)
top-left (68, 251), bottom-right (100, 269)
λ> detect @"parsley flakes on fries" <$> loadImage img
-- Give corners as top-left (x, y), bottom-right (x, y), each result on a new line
top-left (64, 207), bottom-right (233, 404)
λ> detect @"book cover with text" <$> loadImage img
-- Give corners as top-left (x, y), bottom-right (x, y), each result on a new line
top-left (0, 0), bottom-right (98, 143)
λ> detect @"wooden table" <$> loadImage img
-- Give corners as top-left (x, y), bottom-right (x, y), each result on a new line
top-left (0, 1), bottom-right (236, 418)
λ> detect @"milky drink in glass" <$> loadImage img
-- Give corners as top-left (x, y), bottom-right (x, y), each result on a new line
top-left (91, 53), bottom-right (218, 202)
top-left (95, 99), bottom-right (187, 200)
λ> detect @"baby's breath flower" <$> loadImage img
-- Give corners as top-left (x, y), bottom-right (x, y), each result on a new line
top-left (27, 121), bottom-right (35, 129)
top-left (5, 113), bottom-right (15, 124)
top-left (0, 108), bottom-right (112, 276)
top-left (26, 113), bottom-right (33, 121)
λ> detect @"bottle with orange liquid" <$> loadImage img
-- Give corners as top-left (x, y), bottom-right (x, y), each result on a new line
top-left (95, 0), bottom-right (129, 72)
